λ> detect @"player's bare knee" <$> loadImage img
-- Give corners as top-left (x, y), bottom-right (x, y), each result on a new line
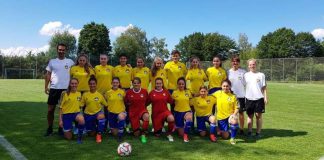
top-left (133, 130), bottom-right (141, 137)
top-left (167, 115), bottom-right (174, 122)
top-left (97, 113), bottom-right (105, 120)
top-left (142, 113), bottom-right (149, 121)
top-left (118, 113), bottom-right (126, 120)
top-left (209, 116), bottom-right (216, 123)
top-left (200, 131), bottom-right (207, 137)
top-left (255, 113), bottom-right (262, 119)
top-left (185, 112), bottom-right (193, 121)
top-left (76, 115), bottom-right (85, 125)
top-left (222, 132), bottom-right (229, 139)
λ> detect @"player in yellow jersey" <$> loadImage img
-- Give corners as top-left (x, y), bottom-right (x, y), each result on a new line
top-left (186, 56), bottom-right (207, 96)
top-left (190, 86), bottom-right (217, 142)
top-left (105, 77), bottom-right (127, 142)
top-left (150, 57), bottom-right (167, 90)
top-left (132, 57), bottom-right (150, 90)
top-left (172, 77), bottom-right (193, 142)
top-left (113, 54), bottom-right (132, 90)
top-left (70, 54), bottom-right (95, 93)
top-left (59, 78), bottom-right (84, 144)
top-left (94, 54), bottom-right (114, 94)
top-left (81, 76), bottom-right (108, 143)
top-left (212, 80), bottom-right (239, 144)
top-left (206, 56), bottom-right (227, 95)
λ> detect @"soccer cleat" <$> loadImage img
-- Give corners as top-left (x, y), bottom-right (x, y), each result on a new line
top-left (239, 129), bottom-right (245, 136)
top-left (77, 137), bottom-right (82, 144)
top-left (117, 136), bottom-right (123, 142)
top-left (167, 135), bottom-right (174, 142)
top-left (58, 127), bottom-right (64, 136)
top-left (255, 133), bottom-right (262, 139)
top-left (96, 134), bottom-right (102, 143)
top-left (140, 135), bottom-right (147, 144)
top-left (210, 134), bottom-right (217, 142)
top-left (162, 127), bottom-right (166, 133)
top-left (125, 127), bottom-right (131, 134)
top-left (44, 127), bottom-right (53, 137)
top-left (230, 138), bottom-right (236, 145)
top-left (183, 133), bottom-right (189, 143)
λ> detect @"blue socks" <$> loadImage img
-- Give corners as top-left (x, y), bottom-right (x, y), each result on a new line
top-left (184, 121), bottom-right (192, 134)
top-left (98, 119), bottom-right (106, 134)
top-left (77, 124), bottom-right (85, 137)
top-left (118, 120), bottom-right (125, 137)
top-left (210, 123), bottom-right (217, 134)
top-left (230, 124), bottom-right (239, 138)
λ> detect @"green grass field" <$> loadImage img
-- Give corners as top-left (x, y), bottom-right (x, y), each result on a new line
top-left (0, 80), bottom-right (324, 160)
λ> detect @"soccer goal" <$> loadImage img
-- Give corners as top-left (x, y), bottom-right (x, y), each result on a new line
top-left (4, 68), bottom-right (35, 79)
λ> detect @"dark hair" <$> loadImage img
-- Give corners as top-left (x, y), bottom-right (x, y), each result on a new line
top-left (221, 79), bottom-right (232, 87)
top-left (171, 50), bottom-right (180, 55)
top-left (112, 77), bottom-right (122, 88)
top-left (155, 77), bottom-right (166, 90)
top-left (177, 77), bottom-right (187, 90)
top-left (151, 57), bottom-right (163, 77)
top-left (136, 57), bottom-right (145, 66)
top-left (56, 43), bottom-right (67, 50)
top-left (213, 55), bottom-right (222, 67)
top-left (75, 54), bottom-right (93, 74)
top-left (133, 77), bottom-right (141, 84)
top-left (231, 55), bottom-right (240, 63)
top-left (67, 78), bottom-right (79, 95)
top-left (119, 54), bottom-right (127, 58)
top-left (88, 75), bottom-right (97, 84)
top-left (199, 85), bottom-right (208, 91)
top-left (189, 56), bottom-right (201, 69)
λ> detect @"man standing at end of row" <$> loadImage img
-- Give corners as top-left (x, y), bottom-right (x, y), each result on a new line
top-left (44, 44), bottom-right (74, 136)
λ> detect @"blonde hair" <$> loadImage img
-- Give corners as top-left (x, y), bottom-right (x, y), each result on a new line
top-left (189, 56), bottom-right (201, 69)
top-left (151, 57), bottom-right (164, 77)
top-left (247, 58), bottom-right (257, 65)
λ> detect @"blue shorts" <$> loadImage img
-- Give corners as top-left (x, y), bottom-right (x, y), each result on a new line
top-left (208, 87), bottom-right (221, 95)
top-left (108, 112), bottom-right (127, 129)
top-left (174, 111), bottom-right (191, 128)
top-left (218, 117), bottom-right (229, 132)
top-left (196, 115), bottom-right (211, 132)
top-left (84, 111), bottom-right (103, 132)
top-left (168, 89), bottom-right (174, 95)
top-left (62, 112), bottom-right (80, 132)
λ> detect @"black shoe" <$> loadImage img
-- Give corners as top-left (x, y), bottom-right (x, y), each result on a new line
top-left (239, 130), bottom-right (245, 136)
top-left (247, 132), bottom-right (253, 139)
top-left (255, 133), bottom-right (262, 139)
top-left (117, 136), bottom-right (123, 142)
top-left (58, 127), bottom-right (64, 136)
top-left (44, 127), bottom-right (53, 137)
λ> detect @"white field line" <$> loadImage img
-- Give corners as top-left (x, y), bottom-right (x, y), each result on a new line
top-left (0, 135), bottom-right (27, 160)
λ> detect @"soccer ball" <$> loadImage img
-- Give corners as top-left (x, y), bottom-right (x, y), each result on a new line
top-left (117, 142), bottom-right (132, 156)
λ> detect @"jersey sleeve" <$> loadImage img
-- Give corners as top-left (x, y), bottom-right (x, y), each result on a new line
top-left (202, 69), bottom-right (207, 81)
top-left (167, 91), bottom-right (174, 104)
top-left (261, 73), bottom-right (267, 87)
top-left (100, 94), bottom-right (108, 107)
top-left (80, 93), bottom-right (86, 107)
top-left (59, 92), bottom-right (66, 109)
top-left (46, 60), bottom-right (52, 72)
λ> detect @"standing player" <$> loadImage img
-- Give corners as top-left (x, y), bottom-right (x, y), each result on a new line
top-left (59, 78), bottom-right (85, 143)
top-left (212, 80), bottom-right (240, 144)
top-left (150, 57), bottom-right (167, 90)
top-left (44, 43), bottom-right (74, 136)
top-left (191, 86), bottom-right (217, 142)
top-left (125, 77), bottom-right (150, 143)
top-left (206, 56), bottom-right (227, 95)
top-left (186, 56), bottom-right (207, 96)
top-left (81, 76), bottom-right (108, 143)
top-left (227, 55), bottom-right (247, 135)
top-left (105, 77), bottom-right (127, 142)
top-left (171, 77), bottom-right (193, 142)
top-left (94, 54), bottom-right (114, 95)
top-left (132, 57), bottom-right (151, 90)
top-left (70, 54), bottom-right (95, 93)
top-left (244, 59), bottom-right (268, 138)
top-left (148, 78), bottom-right (175, 142)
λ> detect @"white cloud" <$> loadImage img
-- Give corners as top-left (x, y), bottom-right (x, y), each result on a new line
top-left (0, 45), bottom-right (49, 56)
top-left (110, 24), bottom-right (133, 37)
top-left (39, 21), bottom-right (81, 37)
top-left (311, 28), bottom-right (324, 39)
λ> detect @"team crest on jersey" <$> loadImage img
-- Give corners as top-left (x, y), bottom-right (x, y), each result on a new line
top-left (178, 66), bottom-right (182, 70)
top-left (227, 97), bottom-right (232, 101)
top-left (94, 97), bottom-right (99, 101)
top-left (161, 73), bottom-right (164, 77)
top-left (206, 100), bottom-right (210, 104)
top-left (126, 69), bottom-right (130, 73)
top-left (153, 94), bottom-right (156, 97)
top-left (185, 93), bottom-right (189, 97)
top-left (65, 65), bottom-right (68, 69)
top-left (144, 71), bottom-right (148, 74)
top-left (118, 93), bottom-right (122, 97)
top-left (218, 72), bottom-right (222, 76)
top-left (257, 79), bottom-right (261, 83)
top-left (198, 71), bottom-right (202, 75)
top-left (140, 94), bottom-right (144, 98)
top-left (239, 77), bottom-right (242, 80)
top-left (163, 93), bottom-right (166, 96)
top-left (106, 68), bottom-right (110, 72)
top-left (77, 97), bottom-right (81, 101)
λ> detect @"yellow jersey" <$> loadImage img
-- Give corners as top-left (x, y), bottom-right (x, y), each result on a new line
top-left (164, 61), bottom-right (187, 90)
top-left (70, 66), bottom-right (95, 92)
top-left (191, 96), bottom-right (216, 117)
top-left (186, 68), bottom-right (207, 94)
top-left (81, 91), bottom-right (108, 115)
top-left (132, 67), bottom-right (151, 90)
top-left (94, 64), bottom-right (114, 94)
top-left (105, 88), bottom-right (126, 114)
top-left (113, 65), bottom-right (132, 89)
top-left (172, 89), bottom-right (192, 112)
top-left (212, 91), bottom-right (239, 120)
top-left (206, 67), bottom-right (227, 89)
top-left (151, 68), bottom-right (167, 90)
top-left (59, 91), bottom-right (82, 114)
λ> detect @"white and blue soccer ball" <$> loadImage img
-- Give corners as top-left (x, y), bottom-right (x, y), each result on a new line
top-left (117, 142), bottom-right (132, 156)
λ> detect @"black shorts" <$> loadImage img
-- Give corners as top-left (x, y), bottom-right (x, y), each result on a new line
top-left (246, 98), bottom-right (265, 115)
top-left (47, 89), bottom-right (66, 105)
top-left (238, 98), bottom-right (246, 113)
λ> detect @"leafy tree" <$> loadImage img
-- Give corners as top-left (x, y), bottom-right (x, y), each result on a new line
top-left (113, 26), bottom-right (150, 67)
top-left (238, 33), bottom-right (253, 59)
top-left (149, 37), bottom-right (169, 60)
top-left (175, 32), bottom-right (205, 61)
top-left (78, 22), bottom-right (111, 65)
top-left (48, 31), bottom-right (77, 59)
top-left (294, 32), bottom-right (323, 57)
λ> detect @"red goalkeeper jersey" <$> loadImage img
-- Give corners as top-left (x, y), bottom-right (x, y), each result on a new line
top-left (148, 89), bottom-right (173, 115)
top-left (125, 88), bottom-right (149, 114)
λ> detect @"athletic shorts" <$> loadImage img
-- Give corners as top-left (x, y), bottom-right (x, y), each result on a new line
top-left (208, 87), bottom-right (221, 95)
top-left (218, 117), bottom-right (229, 132)
top-left (174, 111), bottom-right (191, 128)
top-left (238, 98), bottom-right (246, 113)
top-left (152, 110), bottom-right (172, 131)
top-left (129, 109), bottom-right (149, 131)
top-left (108, 112), bottom-right (127, 129)
top-left (47, 89), bottom-right (65, 105)
top-left (62, 112), bottom-right (80, 132)
top-left (196, 115), bottom-right (212, 132)
top-left (84, 111), bottom-right (104, 131)
top-left (168, 89), bottom-right (174, 95)
top-left (246, 98), bottom-right (265, 115)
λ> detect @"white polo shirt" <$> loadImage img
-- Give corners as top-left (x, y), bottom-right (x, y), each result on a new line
top-left (227, 68), bottom-right (246, 98)
top-left (46, 58), bottom-right (74, 89)
top-left (244, 71), bottom-right (266, 100)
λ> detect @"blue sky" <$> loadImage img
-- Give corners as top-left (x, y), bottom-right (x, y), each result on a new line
top-left (1, 0), bottom-right (324, 56)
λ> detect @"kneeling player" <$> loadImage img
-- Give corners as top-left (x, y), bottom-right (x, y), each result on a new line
top-left (191, 86), bottom-right (217, 142)
top-left (148, 78), bottom-right (175, 142)
top-left (59, 78), bottom-right (85, 143)
top-left (105, 77), bottom-right (127, 142)
top-left (81, 76), bottom-right (108, 143)
top-left (125, 77), bottom-right (150, 143)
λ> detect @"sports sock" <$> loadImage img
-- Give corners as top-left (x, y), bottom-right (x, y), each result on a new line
top-left (230, 124), bottom-right (239, 138)
top-left (77, 124), bottom-right (85, 138)
top-left (98, 119), bottom-right (106, 134)
top-left (118, 120), bottom-right (125, 137)
top-left (142, 120), bottom-right (149, 132)
top-left (210, 123), bottom-right (217, 134)
top-left (184, 121), bottom-right (192, 134)
top-left (167, 121), bottom-right (175, 134)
